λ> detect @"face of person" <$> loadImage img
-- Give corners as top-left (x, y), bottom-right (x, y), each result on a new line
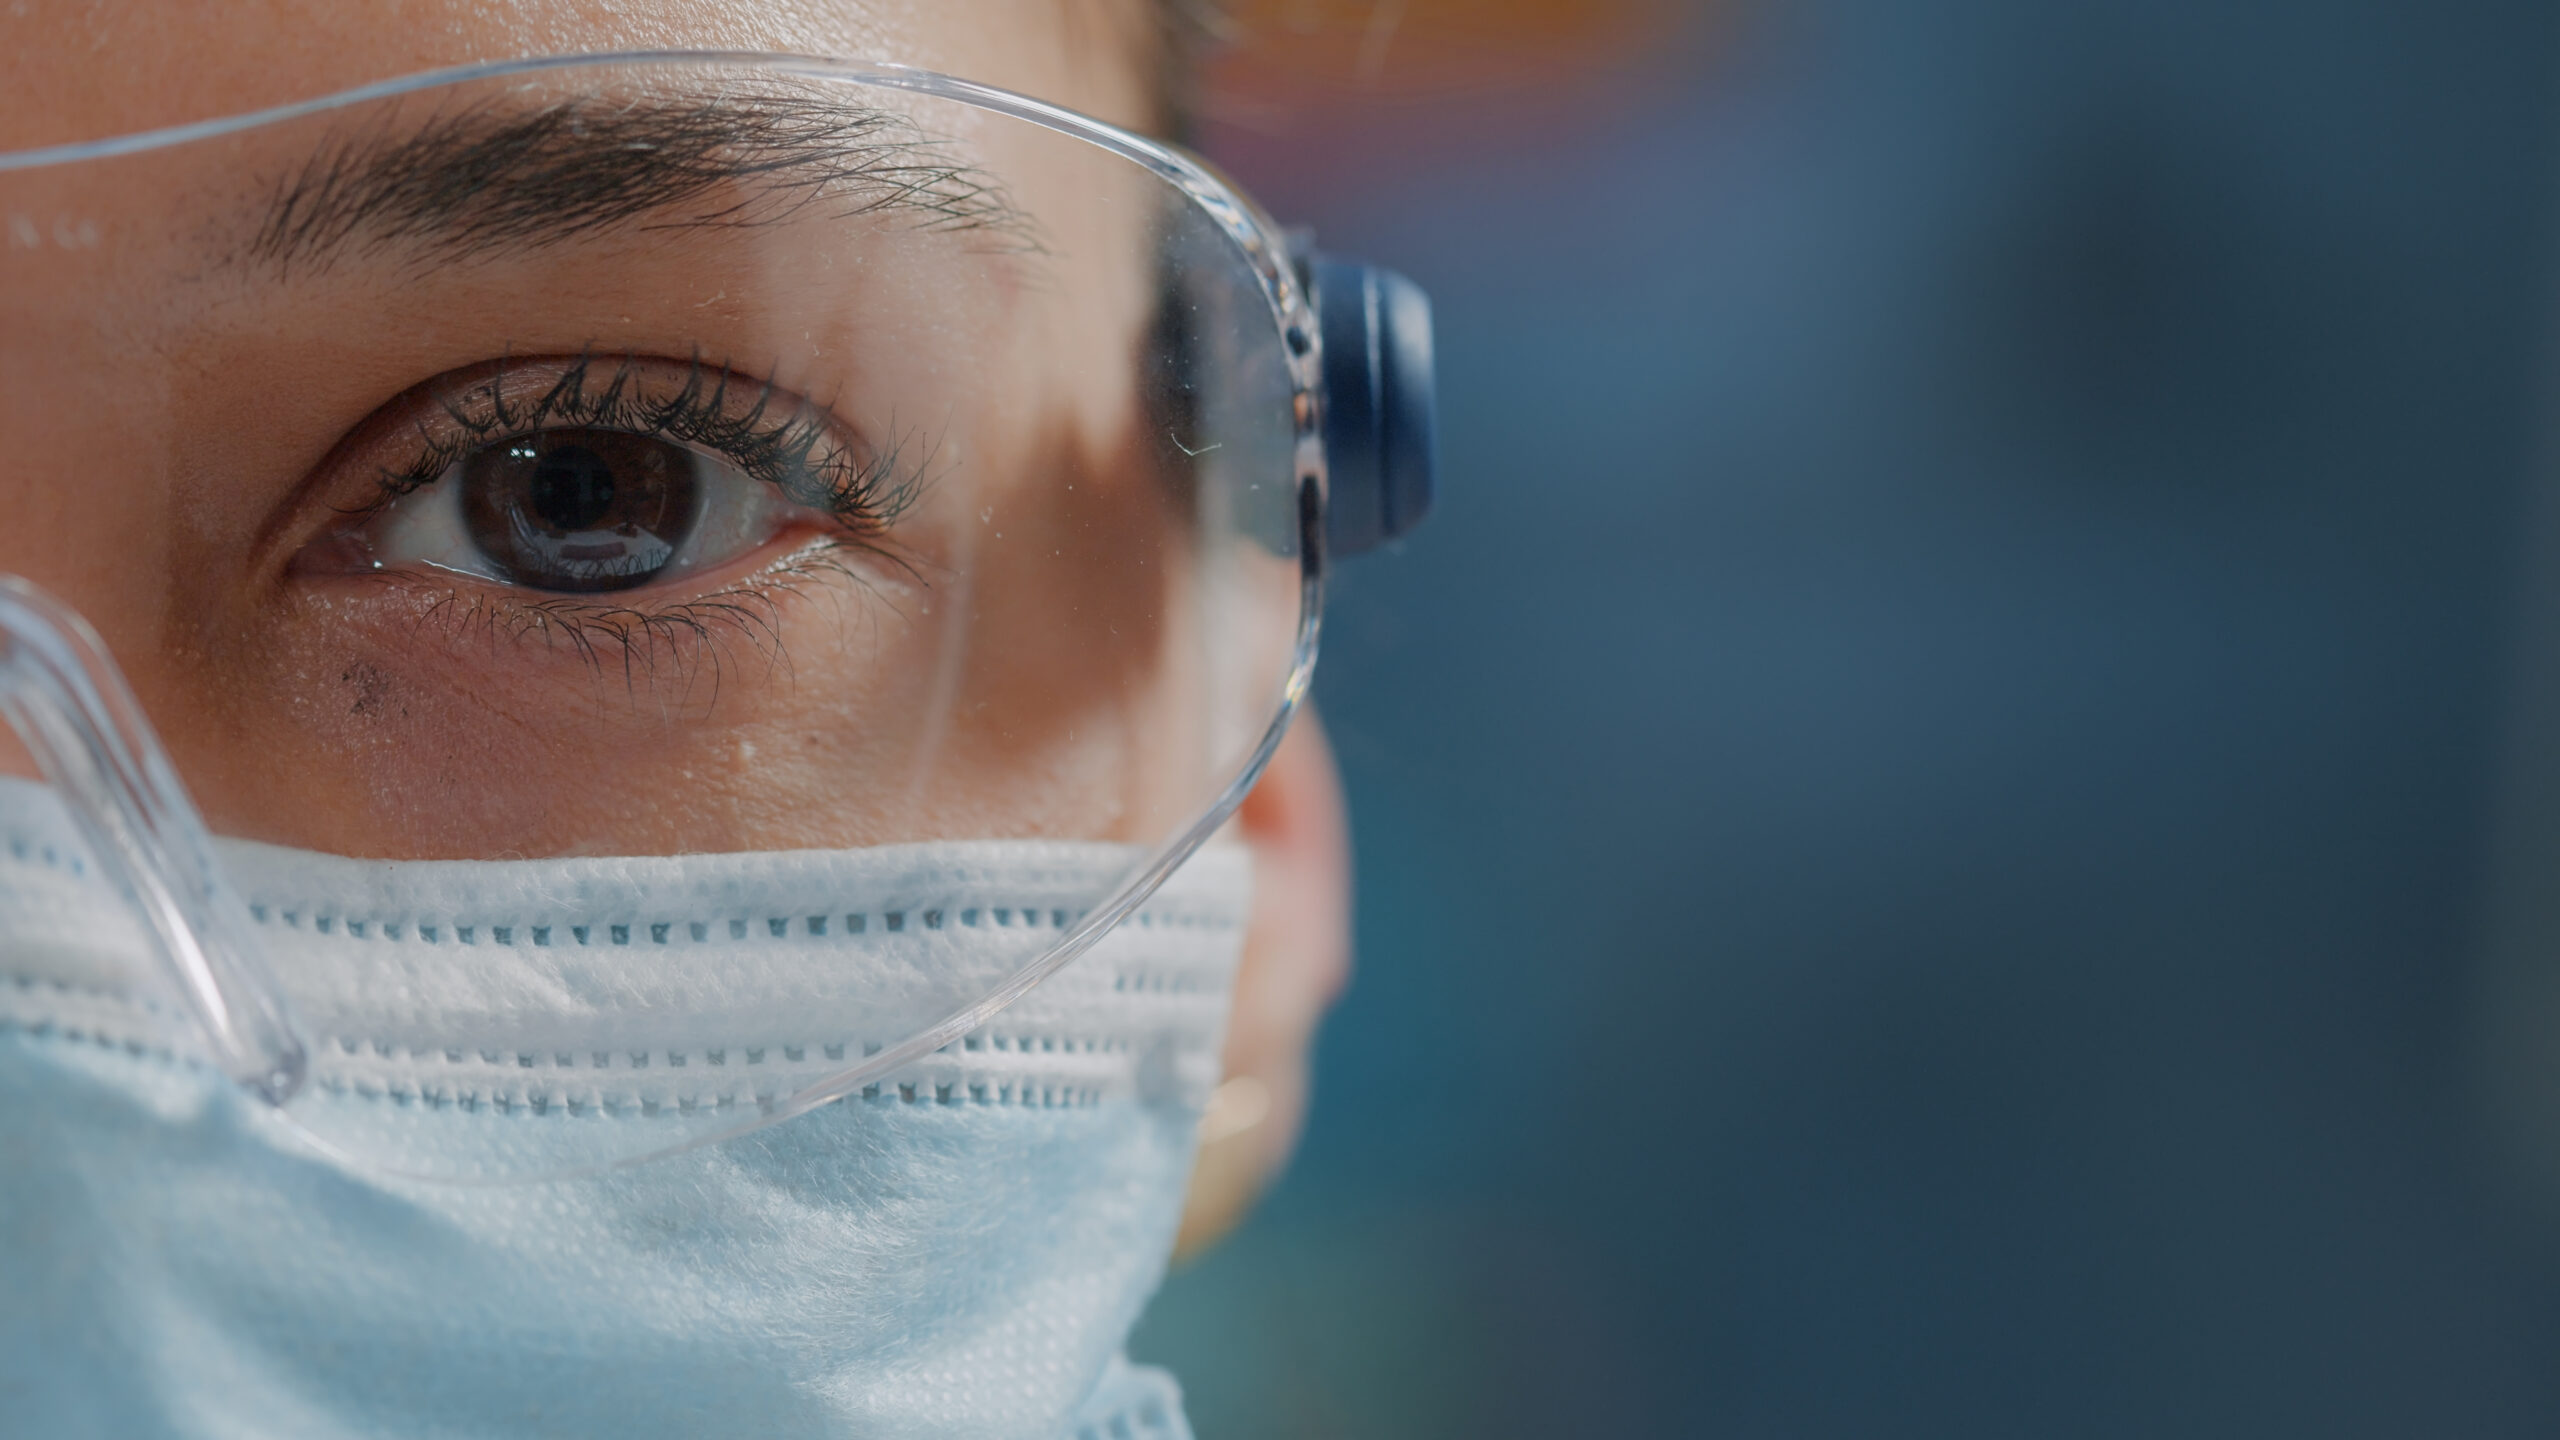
top-left (0, 0), bottom-right (1346, 1249)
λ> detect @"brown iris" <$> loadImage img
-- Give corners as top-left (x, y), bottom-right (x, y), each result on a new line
top-left (458, 428), bottom-right (704, 593)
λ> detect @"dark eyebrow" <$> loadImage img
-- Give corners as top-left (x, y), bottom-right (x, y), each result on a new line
top-left (244, 91), bottom-right (1032, 273)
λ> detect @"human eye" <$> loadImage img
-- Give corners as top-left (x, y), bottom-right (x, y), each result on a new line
top-left (296, 353), bottom-right (916, 599)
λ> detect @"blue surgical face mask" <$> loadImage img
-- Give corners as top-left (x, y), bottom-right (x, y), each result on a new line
top-left (0, 775), bottom-right (1240, 1439)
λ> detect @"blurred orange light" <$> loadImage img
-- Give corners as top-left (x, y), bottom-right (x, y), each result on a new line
top-left (1205, 0), bottom-right (1689, 101)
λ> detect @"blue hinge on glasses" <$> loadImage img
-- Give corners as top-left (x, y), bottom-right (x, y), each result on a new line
top-left (1305, 253), bottom-right (1437, 555)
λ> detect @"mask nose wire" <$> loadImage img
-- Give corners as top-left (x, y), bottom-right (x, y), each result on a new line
top-left (0, 576), bottom-right (307, 1105)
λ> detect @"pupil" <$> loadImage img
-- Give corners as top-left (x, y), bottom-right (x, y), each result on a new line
top-left (457, 428), bottom-right (703, 595)
top-left (528, 445), bottom-right (617, 531)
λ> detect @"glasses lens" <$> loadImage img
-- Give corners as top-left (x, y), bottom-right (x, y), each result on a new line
top-left (0, 59), bottom-right (1313, 1176)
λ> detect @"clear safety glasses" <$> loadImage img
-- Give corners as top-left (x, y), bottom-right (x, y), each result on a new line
top-left (0, 52), bottom-right (1433, 1179)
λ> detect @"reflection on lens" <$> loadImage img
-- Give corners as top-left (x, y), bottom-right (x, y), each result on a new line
top-left (460, 429), bottom-right (704, 593)
top-left (0, 51), bottom-right (1323, 1176)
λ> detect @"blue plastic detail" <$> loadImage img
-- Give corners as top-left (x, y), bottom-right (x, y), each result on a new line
top-left (1310, 254), bottom-right (1437, 554)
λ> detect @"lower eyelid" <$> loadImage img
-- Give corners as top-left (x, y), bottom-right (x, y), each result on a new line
top-left (343, 494), bottom-right (830, 598)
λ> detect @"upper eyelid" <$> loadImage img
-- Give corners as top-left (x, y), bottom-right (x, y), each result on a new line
top-left (381, 353), bottom-right (825, 490)
top-left (356, 353), bottom-right (921, 533)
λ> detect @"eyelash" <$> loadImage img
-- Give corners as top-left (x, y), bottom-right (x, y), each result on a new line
top-left (372, 350), bottom-right (923, 535)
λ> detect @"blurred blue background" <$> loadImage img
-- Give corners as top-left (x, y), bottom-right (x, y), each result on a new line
top-left (1130, 0), bottom-right (2560, 1433)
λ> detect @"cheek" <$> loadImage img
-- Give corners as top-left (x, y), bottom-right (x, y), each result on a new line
top-left (0, 266), bottom-right (283, 744)
top-left (160, 476), bottom-right (1206, 861)
top-left (167, 573), bottom-right (940, 856)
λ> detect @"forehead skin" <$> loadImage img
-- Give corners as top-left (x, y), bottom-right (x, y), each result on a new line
top-left (0, 0), bottom-right (1161, 150)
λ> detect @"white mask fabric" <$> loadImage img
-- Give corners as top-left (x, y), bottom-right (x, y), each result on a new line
top-left (0, 776), bottom-right (1240, 1440)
